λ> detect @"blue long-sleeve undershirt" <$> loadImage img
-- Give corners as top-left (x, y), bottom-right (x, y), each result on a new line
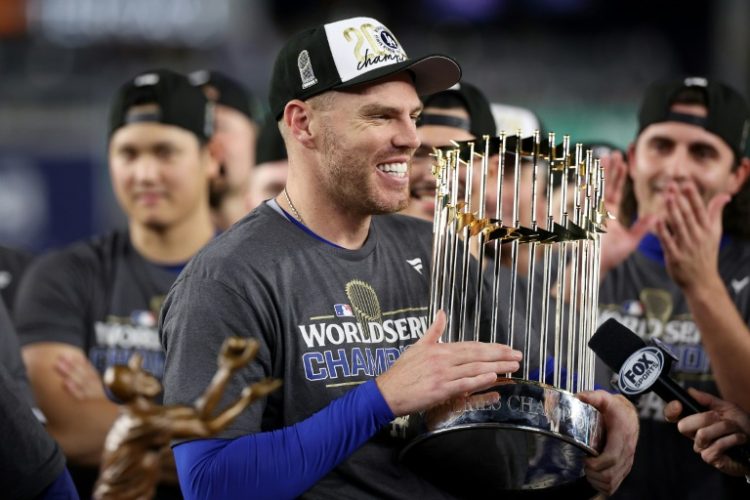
top-left (173, 379), bottom-right (395, 500)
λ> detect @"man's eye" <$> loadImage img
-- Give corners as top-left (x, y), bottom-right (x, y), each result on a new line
top-left (155, 146), bottom-right (175, 159)
top-left (691, 145), bottom-right (716, 160)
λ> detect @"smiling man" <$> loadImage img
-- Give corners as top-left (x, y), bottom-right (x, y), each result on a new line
top-left (14, 69), bottom-right (217, 498)
top-left (160, 16), bottom-right (637, 499)
top-left (598, 77), bottom-right (750, 499)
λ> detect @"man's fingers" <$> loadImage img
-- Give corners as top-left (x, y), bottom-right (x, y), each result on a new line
top-left (686, 387), bottom-right (715, 406)
top-left (442, 371), bottom-right (499, 395)
top-left (664, 400), bottom-right (684, 423)
top-left (450, 360), bottom-right (520, 380)
top-left (448, 342), bottom-right (522, 364)
top-left (418, 310), bottom-right (447, 345)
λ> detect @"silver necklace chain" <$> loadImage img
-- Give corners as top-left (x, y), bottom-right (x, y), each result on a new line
top-left (283, 187), bottom-right (305, 225)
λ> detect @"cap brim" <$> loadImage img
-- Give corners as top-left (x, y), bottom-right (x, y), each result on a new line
top-left (334, 54), bottom-right (461, 97)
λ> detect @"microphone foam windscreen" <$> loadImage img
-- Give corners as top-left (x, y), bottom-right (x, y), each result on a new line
top-left (588, 318), bottom-right (647, 372)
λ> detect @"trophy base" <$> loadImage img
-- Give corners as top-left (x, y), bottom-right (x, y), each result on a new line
top-left (400, 378), bottom-right (603, 494)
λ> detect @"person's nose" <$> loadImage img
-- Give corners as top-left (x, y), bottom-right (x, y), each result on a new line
top-left (133, 156), bottom-right (159, 184)
top-left (662, 146), bottom-right (689, 184)
top-left (394, 116), bottom-right (420, 151)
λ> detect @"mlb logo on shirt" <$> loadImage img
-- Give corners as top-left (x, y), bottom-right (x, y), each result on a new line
top-left (130, 310), bottom-right (156, 328)
top-left (334, 304), bottom-right (355, 317)
top-left (621, 300), bottom-right (643, 317)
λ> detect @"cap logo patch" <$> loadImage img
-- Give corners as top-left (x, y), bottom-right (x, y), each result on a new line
top-left (134, 73), bottom-right (159, 87)
top-left (298, 50), bottom-right (318, 90)
top-left (326, 17), bottom-right (407, 83)
top-left (684, 76), bottom-right (708, 88)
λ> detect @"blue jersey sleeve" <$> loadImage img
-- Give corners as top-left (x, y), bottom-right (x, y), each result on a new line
top-left (173, 379), bottom-right (395, 500)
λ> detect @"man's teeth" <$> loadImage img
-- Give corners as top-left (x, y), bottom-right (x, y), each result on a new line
top-left (377, 162), bottom-right (407, 177)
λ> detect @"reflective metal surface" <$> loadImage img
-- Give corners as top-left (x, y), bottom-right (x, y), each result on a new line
top-left (401, 379), bottom-right (603, 492)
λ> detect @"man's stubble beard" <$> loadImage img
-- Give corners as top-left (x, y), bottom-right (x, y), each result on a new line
top-left (319, 120), bottom-right (408, 216)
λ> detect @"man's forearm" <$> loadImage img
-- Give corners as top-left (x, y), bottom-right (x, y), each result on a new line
top-left (48, 398), bottom-right (119, 466)
top-left (684, 277), bottom-right (750, 412)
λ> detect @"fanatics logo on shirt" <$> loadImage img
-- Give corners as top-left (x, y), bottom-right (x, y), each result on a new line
top-left (406, 258), bottom-right (423, 274)
top-left (334, 304), bottom-right (355, 317)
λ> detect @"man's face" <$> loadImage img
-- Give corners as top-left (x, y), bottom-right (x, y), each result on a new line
top-left (407, 107), bottom-right (474, 221)
top-left (313, 74), bottom-right (422, 216)
top-left (109, 118), bottom-right (213, 231)
top-left (210, 104), bottom-right (257, 199)
top-left (629, 103), bottom-right (740, 219)
top-left (247, 160), bottom-right (288, 210)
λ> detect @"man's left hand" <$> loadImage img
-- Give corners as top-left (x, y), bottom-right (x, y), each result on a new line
top-left (577, 390), bottom-right (639, 496)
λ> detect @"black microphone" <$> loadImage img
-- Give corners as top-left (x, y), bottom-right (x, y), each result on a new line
top-left (589, 318), bottom-right (750, 465)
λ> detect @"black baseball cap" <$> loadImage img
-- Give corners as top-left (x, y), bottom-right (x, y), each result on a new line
top-left (189, 70), bottom-right (257, 122)
top-left (419, 81), bottom-right (497, 138)
top-left (109, 69), bottom-right (213, 142)
top-left (269, 16), bottom-right (461, 120)
top-left (638, 76), bottom-right (750, 159)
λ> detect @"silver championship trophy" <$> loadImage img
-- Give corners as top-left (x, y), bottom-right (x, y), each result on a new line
top-left (401, 132), bottom-right (609, 494)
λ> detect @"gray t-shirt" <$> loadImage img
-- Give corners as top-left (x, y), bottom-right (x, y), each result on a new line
top-left (160, 203), bottom-right (471, 498)
top-left (598, 238), bottom-right (750, 499)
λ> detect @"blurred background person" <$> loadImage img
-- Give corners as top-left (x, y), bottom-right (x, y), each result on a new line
top-left (246, 117), bottom-right (288, 210)
top-left (14, 69), bottom-right (218, 498)
top-left (404, 81), bottom-right (496, 221)
top-left (0, 296), bottom-right (78, 499)
top-left (0, 244), bottom-right (34, 315)
top-left (190, 69), bottom-right (261, 230)
top-left (597, 77), bottom-right (750, 499)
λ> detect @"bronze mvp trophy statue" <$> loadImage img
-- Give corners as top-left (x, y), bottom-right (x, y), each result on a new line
top-left (401, 132), bottom-right (609, 494)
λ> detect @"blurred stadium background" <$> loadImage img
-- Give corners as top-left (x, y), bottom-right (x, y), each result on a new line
top-left (0, 0), bottom-right (748, 253)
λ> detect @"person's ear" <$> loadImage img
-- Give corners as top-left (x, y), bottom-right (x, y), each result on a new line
top-left (283, 100), bottom-right (316, 149)
top-left (727, 156), bottom-right (750, 196)
top-left (203, 139), bottom-right (222, 179)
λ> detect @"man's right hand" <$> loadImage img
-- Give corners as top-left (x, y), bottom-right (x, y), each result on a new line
top-left (375, 310), bottom-right (522, 417)
top-left (599, 151), bottom-right (655, 276)
top-left (665, 388), bottom-right (750, 477)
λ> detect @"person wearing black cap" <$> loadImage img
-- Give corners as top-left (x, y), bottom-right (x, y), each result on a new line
top-left (159, 16), bottom-right (636, 499)
top-left (403, 81), bottom-right (496, 221)
top-left (597, 77), bottom-right (750, 499)
top-left (14, 69), bottom-right (218, 498)
top-left (190, 70), bottom-right (260, 230)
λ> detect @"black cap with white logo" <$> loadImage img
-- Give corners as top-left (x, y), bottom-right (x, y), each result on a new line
top-left (110, 69), bottom-right (213, 142)
top-left (638, 76), bottom-right (750, 159)
top-left (269, 16), bottom-right (461, 120)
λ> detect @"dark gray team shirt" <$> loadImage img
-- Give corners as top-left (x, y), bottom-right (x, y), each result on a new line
top-left (14, 230), bottom-right (178, 380)
top-left (0, 245), bottom-right (33, 315)
top-left (160, 203), bottom-right (467, 499)
top-left (13, 229), bottom-right (182, 498)
top-left (598, 240), bottom-right (750, 499)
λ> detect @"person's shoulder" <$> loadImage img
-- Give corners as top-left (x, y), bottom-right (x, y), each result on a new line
top-left (374, 213), bottom-right (433, 236)
top-left (0, 245), bottom-right (34, 268)
top-left (25, 230), bottom-right (126, 276)
top-left (183, 204), bottom-right (287, 275)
